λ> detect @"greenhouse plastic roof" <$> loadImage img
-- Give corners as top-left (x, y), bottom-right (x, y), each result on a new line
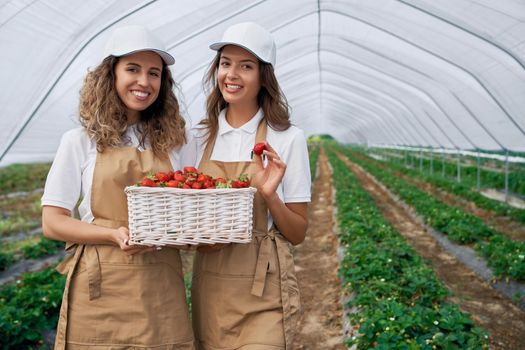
top-left (1, 0), bottom-right (525, 166)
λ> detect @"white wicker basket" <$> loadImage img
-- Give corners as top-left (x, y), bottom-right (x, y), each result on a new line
top-left (124, 186), bottom-right (257, 245)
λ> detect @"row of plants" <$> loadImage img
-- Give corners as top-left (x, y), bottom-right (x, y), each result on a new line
top-left (0, 190), bottom-right (43, 237)
top-left (307, 141), bottom-right (320, 180)
top-left (0, 266), bottom-right (65, 349)
top-left (325, 145), bottom-right (489, 349)
top-left (373, 149), bottom-right (525, 197)
top-left (341, 146), bottom-right (525, 281)
top-left (0, 237), bottom-right (64, 271)
top-left (360, 149), bottom-right (525, 224)
top-left (0, 163), bottom-right (50, 195)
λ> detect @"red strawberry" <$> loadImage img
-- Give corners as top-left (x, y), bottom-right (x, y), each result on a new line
top-left (174, 173), bottom-right (186, 182)
top-left (155, 172), bottom-right (170, 182)
top-left (140, 177), bottom-right (156, 187)
top-left (182, 184), bottom-right (191, 189)
top-left (166, 180), bottom-right (179, 188)
top-left (214, 177), bottom-right (227, 185)
top-left (238, 173), bottom-right (250, 188)
top-left (191, 182), bottom-right (203, 189)
top-left (184, 166), bottom-right (198, 175)
top-left (231, 180), bottom-right (241, 188)
top-left (185, 177), bottom-right (196, 185)
top-left (253, 142), bottom-right (266, 156)
top-left (197, 174), bottom-right (207, 182)
top-left (203, 180), bottom-right (215, 189)
top-left (215, 181), bottom-right (228, 189)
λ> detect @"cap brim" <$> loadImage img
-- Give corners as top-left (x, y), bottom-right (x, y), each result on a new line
top-left (112, 48), bottom-right (175, 65)
top-left (209, 41), bottom-right (271, 64)
top-left (147, 49), bottom-right (175, 65)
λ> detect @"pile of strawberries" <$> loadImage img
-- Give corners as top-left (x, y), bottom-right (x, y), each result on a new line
top-left (137, 166), bottom-right (251, 189)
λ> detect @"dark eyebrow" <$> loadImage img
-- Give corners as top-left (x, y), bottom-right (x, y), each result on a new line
top-left (220, 55), bottom-right (257, 64)
top-left (125, 62), bottom-right (162, 72)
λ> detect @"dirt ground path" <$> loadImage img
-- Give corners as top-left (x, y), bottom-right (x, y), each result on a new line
top-left (338, 153), bottom-right (525, 350)
top-left (293, 149), bottom-right (346, 349)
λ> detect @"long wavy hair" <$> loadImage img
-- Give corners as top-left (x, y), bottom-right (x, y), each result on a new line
top-left (199, 51), bottom-right (291, 144)
top-left (79, 55), bottom-right (186, 157)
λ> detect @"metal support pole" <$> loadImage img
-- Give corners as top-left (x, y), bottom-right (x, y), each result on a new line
top-left (430, 148), bottom-right (434, 175)
top-left (456, 150), bottom-right (461, 183)
top-left (476, 151), bottom-right (481, 191)
top-left (441, 149), bottom-right (445, 177)
top-left (419, 149), bottom-right (423, 172)
top-left (505, 150), bottom-right (509, 202)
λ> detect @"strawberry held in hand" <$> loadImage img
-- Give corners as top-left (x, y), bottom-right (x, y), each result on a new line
top-left (253, 142), bottom-right (267, 156)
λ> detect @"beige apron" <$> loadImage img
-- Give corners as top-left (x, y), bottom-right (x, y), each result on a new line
top-left (54, 147), bottom-right (195, 349)
top-left (191, 122), bottom-right (301, 350)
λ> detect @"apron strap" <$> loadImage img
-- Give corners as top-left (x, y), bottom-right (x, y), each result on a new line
top-left (55, 245), bottom-right (103, 300)
top-left (85, 245), bottom-right (102, 300)
top-left (251, 228), bottom-right (294, 350)
top-left (200, 116), bottom-right (268, 164)
top-left (201, 129), bottom-right (218, 163)
top-left (54, 244), bottom-right (85, 350)
top-left (251, 230), bottom-right (276, 297)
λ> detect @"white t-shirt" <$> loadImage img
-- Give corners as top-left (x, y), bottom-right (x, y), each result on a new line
top-left (192, 108), bottom-right (311, 230)
top-left (41, 125), bottom-right (198, 223)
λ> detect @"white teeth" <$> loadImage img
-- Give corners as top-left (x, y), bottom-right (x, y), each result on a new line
top-left (132, 90), bottom-right (148, 97)
top-left (226, 84), bottom-right (241, 89)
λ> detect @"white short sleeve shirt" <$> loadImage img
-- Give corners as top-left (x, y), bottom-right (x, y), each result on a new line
top-left (41, 125), bottom-right (198, 223)
top-left (193, 108), bottom-right (311, 230)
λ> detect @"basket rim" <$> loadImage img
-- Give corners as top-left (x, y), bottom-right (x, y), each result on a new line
top-left (124, 185), bottom-right (257, 194)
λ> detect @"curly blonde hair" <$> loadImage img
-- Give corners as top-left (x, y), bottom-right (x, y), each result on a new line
top-left (79, 56), bottom-right (186, 157)
top-left (199, 52), bottom-right (291, 145)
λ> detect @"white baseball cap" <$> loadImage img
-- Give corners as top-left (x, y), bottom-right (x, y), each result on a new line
top-left (210, 22), bottom-right (276, 66)
top-left (103, 25), bottom-right (175, 65)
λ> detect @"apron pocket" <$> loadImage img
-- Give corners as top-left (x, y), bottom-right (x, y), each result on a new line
top-left (67, 261), bottom-right (192, 346)
top-left (192, 274), bottom-right (284, 347)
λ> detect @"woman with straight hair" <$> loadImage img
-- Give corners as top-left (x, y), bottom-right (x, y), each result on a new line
top-left (191, 22), bottom-right (311, 349)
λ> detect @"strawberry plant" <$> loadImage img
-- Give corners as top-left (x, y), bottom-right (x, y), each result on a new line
top-left (0, 266), bottom-right (65, 348)
top-left (325, 145), bottom-right (489, 349)
top-left (342, 146), bottom-right (525, 281)
top-left (307, 142), bottom-right (320, 180)
top-left (0, 163), bottom-right (51, 195)
top-left (0, 251), bottom-right (15, 271)
top-left (366, 150), bottom-right (525, 224)
top-left (0, 237), bottom-right (64, 271)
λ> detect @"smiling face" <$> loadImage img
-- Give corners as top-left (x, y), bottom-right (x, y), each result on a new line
top-left (114, 51), bottom-right (163, 123)
top-left (217, 45), bottom-right (261, 110)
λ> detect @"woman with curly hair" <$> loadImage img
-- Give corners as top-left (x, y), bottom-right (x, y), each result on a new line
top-left (41, 25), bottom-right (196, 349)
